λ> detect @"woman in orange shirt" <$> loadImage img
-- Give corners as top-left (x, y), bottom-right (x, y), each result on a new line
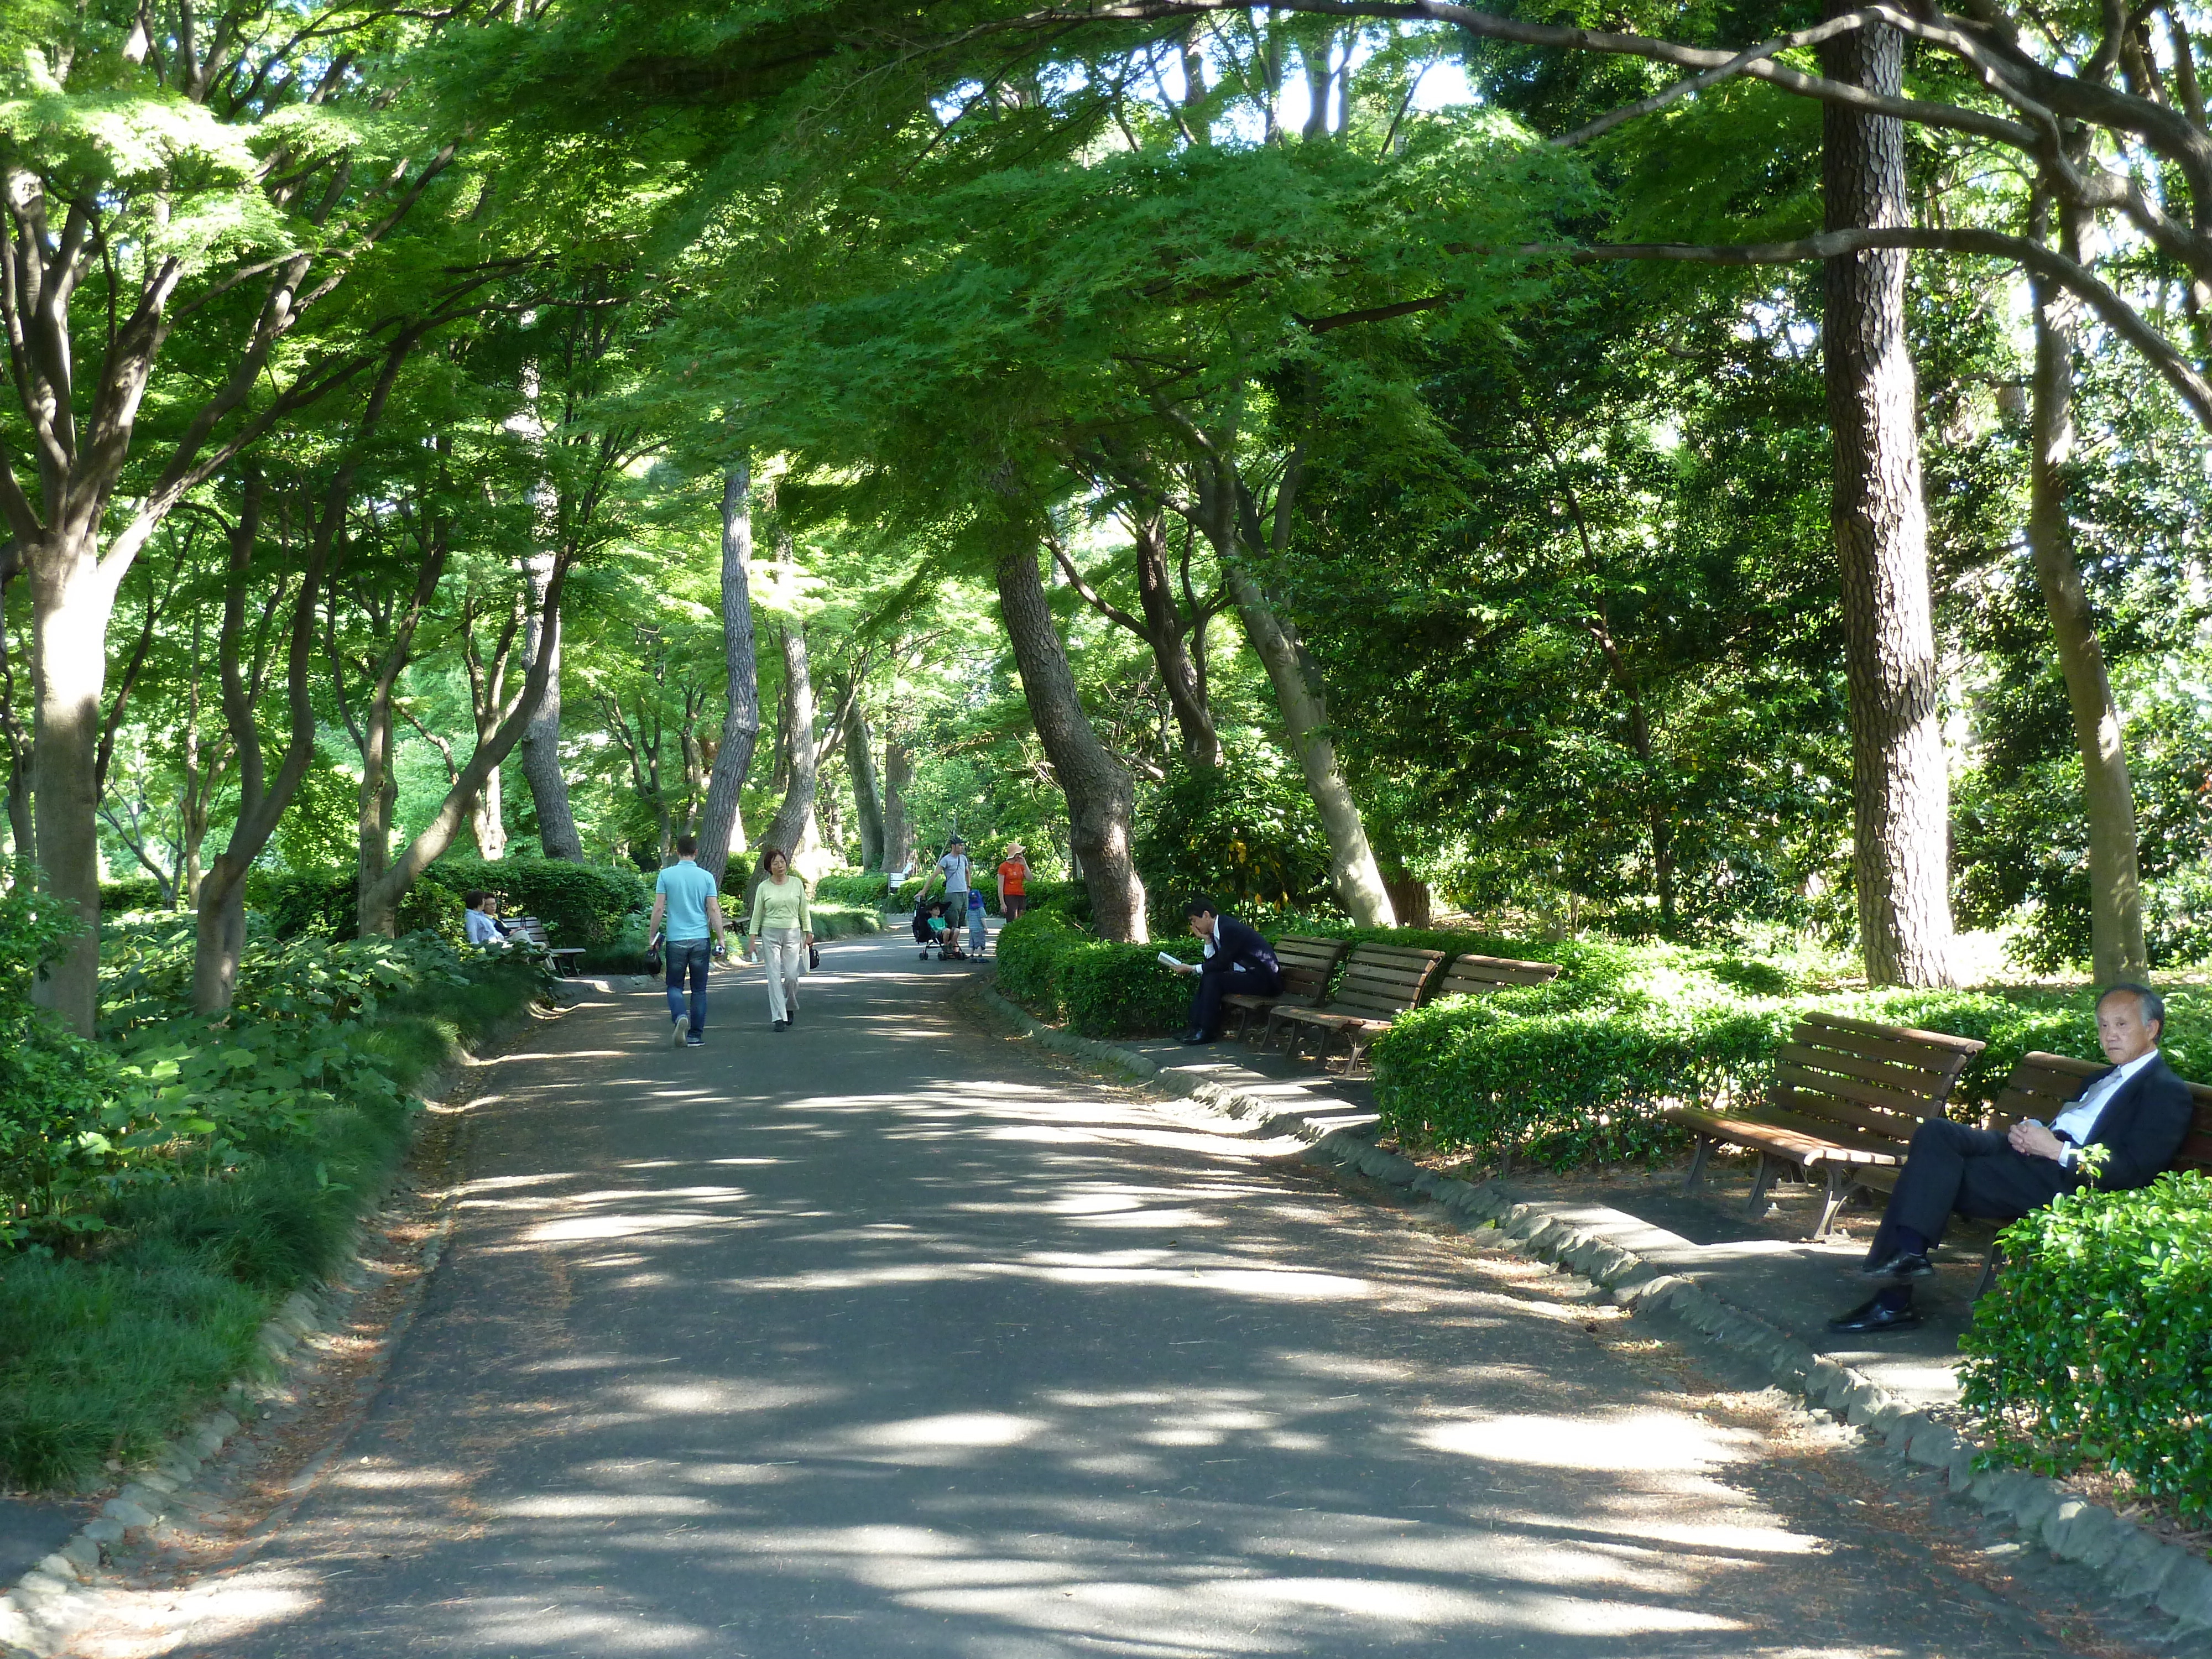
top-left (996, 843), bottom-right (1030, 920)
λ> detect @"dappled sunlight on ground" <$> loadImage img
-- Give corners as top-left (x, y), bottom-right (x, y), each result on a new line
top-left (71, 938), bottom-right (2069, 1658)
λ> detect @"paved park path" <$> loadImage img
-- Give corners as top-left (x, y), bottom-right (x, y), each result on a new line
top-left (67, 931), bottom-right (2159, 1657)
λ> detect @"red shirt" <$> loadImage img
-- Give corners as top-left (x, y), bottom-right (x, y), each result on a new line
top-left (997, 859), bottom-right (1027, 895)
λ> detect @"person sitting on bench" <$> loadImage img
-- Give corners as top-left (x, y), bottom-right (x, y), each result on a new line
top-left (1164, 896), bottom-right (1281, 1046)
top-left (1830, 982), bottom-right (2194, 1335)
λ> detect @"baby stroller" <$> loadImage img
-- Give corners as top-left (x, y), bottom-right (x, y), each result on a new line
top-left (913, 901), bottom-right (964, 961)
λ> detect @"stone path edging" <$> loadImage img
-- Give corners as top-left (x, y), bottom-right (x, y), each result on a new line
top-left (975, 983), bottom-right (2212, 1643)
top-left (0, 995), bottom-right (562, 1659)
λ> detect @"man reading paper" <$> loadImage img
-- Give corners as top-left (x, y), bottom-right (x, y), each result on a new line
top-left (1164, 896), bottom-right (1282, 1046)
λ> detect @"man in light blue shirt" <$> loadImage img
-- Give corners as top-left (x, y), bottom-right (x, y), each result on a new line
top-left (463, 890), bottom-right (509, 948)
top-left (649, 835), bottom-right (728, 1048)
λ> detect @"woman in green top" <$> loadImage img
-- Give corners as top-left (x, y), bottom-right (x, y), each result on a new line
top-left (747, 846), bottom-right (813, 1030)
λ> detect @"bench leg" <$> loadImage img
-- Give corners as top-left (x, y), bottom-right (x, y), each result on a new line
top-left (1973, 1244), bottom-right (2005, 1301)
top-left (1811, 1167), bottom-right (1851, 1240)
top-left (1745, 1152), bottom-right (1780, 1219)
top-left (1682, 1135), bottom-right (1714, 1195)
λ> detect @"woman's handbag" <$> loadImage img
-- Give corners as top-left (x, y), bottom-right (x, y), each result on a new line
top-left (807, 942), bottom-right (821, 971)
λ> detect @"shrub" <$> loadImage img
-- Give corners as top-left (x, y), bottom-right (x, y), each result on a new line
top-left (0, 917), bottom-right (545, 1489)
top-left (422, 857), bottom-right (649, 947)
top-left (100, 877), bottom-right (173, 915)
top-left (1135, 745), bottom-right (1334, 916)
top-left (815, 871), bottom-right (892, 907)
top-left (1374, 993), bottom-right (1787, 1167)
top-left (993, 909), bottom-right (1188, 1037)
top-left (1960, 1172), bottom-right (2212, 1517)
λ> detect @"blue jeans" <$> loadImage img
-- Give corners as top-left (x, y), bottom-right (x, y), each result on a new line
top-left (665, 937), bottom-right (713, 1034)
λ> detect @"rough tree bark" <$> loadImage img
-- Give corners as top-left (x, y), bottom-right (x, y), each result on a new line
top-left (195, 465), bottom-right (331, 1013)
top-left (1822, 5), bottom-right (1957, 987)
top-left (695, 460), bottom-right (763, 886)
top-left (1222, 566), bottom-right (1396, 926)
top-left (840, 677), bottom-right (887, 870)
top-left (518, 549), bottom-right (583, 860)
top-left (995, 541), bottom-right (1148, 941)
top-left (2030, 235), bottom-right (2148, 982)
top-left (883, 738), bottom-right (914, 872)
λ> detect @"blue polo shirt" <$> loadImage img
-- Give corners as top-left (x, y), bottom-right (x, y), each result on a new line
top-left (657, 860), bottom-right (719, 941)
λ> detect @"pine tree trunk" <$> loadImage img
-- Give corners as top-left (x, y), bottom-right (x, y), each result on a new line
top-left (844, 693), bottom-right (886, 870)
top-left (1822, 5), bottom-right (1957, 987)
top-left (695, 462), bottom-right (764, 888)
top-left (2031, 257), bottom-right (2147, 981)
top-left (883, 739), bottom-right (914, 871)
top-left (996, 544), bottom-right (1147, 941)
top-left (519, 550), bottom-right (583, 860)
top-left (1221, 567), bottom-right (1395, 927)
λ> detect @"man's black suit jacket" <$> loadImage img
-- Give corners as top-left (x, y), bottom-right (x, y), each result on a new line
top-left (2058, 1053), bottom-right (2196, 1192)
top-left (1203, 915), bottom-right (1280, 979)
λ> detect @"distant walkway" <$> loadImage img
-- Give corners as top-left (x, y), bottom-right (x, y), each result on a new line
top-left (70, 932), bottom-right (2112, 1656)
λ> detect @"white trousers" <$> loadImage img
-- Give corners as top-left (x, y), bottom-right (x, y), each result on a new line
top-left (760, 927), bottom-right (804, 1021)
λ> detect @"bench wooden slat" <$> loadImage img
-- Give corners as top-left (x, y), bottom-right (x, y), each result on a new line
top-left (1770, 1088), bottom-right (1930, 1149)
top-left (1263, 943), bottom-right (1445, 1070)
top-left (1774, 1061), bottom-right (1947, 1127)
top-left (1436, 954), bottom-right (1561, 995)
top-left (1671, 1108), bottom-right (1906, 1167)
top-left (1796, 1010), bottom-right (1986, 1068)
top-left (1669, 1014), bottom-right (1983, 1238)
top-left (1776, 1038), bottom-right (1961, 1095)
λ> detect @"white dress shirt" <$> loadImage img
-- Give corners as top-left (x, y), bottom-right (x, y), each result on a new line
top-left (2049, 1050), bottom-right (2159, 1158)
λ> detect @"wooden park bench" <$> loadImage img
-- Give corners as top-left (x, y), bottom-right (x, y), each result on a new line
top-left (1266, 943), bottom-right (1446, 1072)
top-left (1949, 1051), bottom-right (2212, 1296)
top-left (1222, 935), bottom-right (1350, 1042)
top-left (1429, 951), bottom-right (1562, 999)
top-left (1670, 1011), bottom-right (1986, 1239)
top-left (508, 915), bottom-right (587, 977)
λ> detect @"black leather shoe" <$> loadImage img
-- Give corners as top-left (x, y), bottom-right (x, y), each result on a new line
top-left (1179, 1031), bottom-right (1212, 1045)
top-left (1859, 1250), bottom-right (1935, 1280)
top-left (1827, 1296), bottom-right (1923, 1334)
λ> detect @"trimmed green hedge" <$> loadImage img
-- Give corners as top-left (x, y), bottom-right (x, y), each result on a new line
top-left (815, 871), bottom-right (892, 907)
top-left (1370, 948), bottom-right (2212, 1170)
top-left (422, 857), bottom-right (648, 947)
top-left (994, 909), bottom-right (1190, 1038)
top-left (1961, 1172), bottom-right (2212, 1517)
top-left (264, 872), bottom-right (463, 943)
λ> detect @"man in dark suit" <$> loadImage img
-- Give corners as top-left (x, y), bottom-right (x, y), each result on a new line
top-left (1830, 983), bottom-right (2195, 1334)
top-left (1166, 897), bottom-right (1282, 1045)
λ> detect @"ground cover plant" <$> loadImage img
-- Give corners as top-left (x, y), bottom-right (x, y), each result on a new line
top-left (0, 906), bottom-right (546, 1490)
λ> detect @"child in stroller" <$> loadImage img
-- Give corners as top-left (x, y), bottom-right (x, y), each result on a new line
top-left (912, 900), bottom-right (965, 960)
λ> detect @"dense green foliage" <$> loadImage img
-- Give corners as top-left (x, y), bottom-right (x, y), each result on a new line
top-left (1960, 1174), bottom-right (2212, 1517)
top-left (0, 911), bottom-right (544, 1488)
top-left (995, 909), bottom-right (1191, 1038)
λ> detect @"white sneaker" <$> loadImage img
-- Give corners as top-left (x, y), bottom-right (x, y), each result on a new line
top-left (671, 1020), bottom-right (686, 1048)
